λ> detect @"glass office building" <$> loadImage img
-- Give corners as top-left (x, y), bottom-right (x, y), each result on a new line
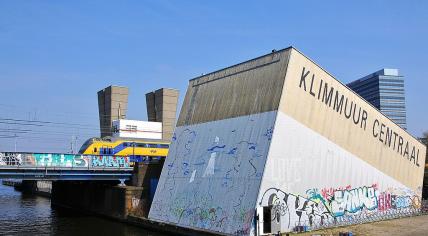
top-left (347, 69), bottom-right (407, 129)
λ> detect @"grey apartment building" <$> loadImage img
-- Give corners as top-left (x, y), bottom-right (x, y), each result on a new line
top-left (347, 69), bottom-right (407, 129)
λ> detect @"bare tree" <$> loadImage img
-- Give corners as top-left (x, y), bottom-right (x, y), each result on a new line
top-left (422, 132), bottom-right (428, 200)
top-left (422, 132), bottom-right (428, 147)
top-left (424, 131), bottom-right (428, 165)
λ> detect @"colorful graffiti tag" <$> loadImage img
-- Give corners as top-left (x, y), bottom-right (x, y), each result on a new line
top-left (259, 188), bottom-right (332, 228)
top-left (259, 184), bottom-right (421, 230)
top-left (34, 153), bottom-right (89, 167)
top-left (92, 156), bottom-right (130, 168)
top-left (330, 186), bottom-right (378, 217)
top-left (0, 152), bottom-right (130, 168)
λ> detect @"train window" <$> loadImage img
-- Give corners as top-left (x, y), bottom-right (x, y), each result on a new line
top-left (94, 147), bottom-right (97, 153)
top-left (160, 144), bottom-right (169, 148)
top-left (123, 143), bottom-right (128, 147)
top-left (147, 144), bottom-right (157, 148)
top-left (137, 143), bottom-right (146, 148)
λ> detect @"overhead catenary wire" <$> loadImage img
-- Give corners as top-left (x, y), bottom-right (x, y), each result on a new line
top-left (0, 102), bottom-right (130, 119)
top-left (0, 103), bottom-right (141, 153)
top-left (0, 117), bottom-right (100, 128)
top-left (0, 117), bottom-right (127, 130)
top-left (0, 128), bottom-right (97, 136)
top-left (0, 116), bottom-right (99, 152)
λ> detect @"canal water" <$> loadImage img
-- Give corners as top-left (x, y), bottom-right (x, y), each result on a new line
top-left (0, 184), bottom-right (164, 236)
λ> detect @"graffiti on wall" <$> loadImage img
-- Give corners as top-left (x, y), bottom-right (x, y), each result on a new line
top-left (0, 152), bottom-right (37, 166)
top-left (34, 153), bottom-right (89, 167)
top-left (318, 184), bottom-right (420, 215)
top-left (149, 112), bottom-right (277, 235)
top-left (259, 184), bottom-right (421, 230)
top-left (259, 188), bottom-right (332, 228)
top-left (0, 153), bottom-right (23, 165)
top-left (0, 152), bottom-right (130, 168)
top-left (92, 156), bottom-right (130, 168)
top-left (330, 185), bottom-right (378, 217)
top-left (156, 130), bottom-right (267, 234)
top-left (132, 197), bottom-right (140, 209)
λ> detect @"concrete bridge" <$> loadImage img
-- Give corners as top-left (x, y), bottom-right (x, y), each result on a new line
top-left (0, 151), bottom-right (166, 222)
top-left (0, 152), bottom-right (133, 182)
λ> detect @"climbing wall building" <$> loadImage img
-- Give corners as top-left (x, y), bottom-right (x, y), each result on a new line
top-left (148, 47), bottom-right (426, 235)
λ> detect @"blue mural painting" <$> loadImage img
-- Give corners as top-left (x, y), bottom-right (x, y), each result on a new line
top-left (149, 111), bottom-right (277, 235)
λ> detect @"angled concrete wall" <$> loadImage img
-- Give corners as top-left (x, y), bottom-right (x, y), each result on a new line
top-left (149, 50), bottom-right (291, 235)
top-left (149, 47), bottom-right (426, 235)
top-left (257, 49), bottom-right (426, 233)
top-left (150, 111), bottom-right (276, 234)
top-left (279, 50), bottom-right (425, 191)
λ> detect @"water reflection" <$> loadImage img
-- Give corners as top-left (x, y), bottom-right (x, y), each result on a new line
top-left (0, 184), bottom-right (164, 236)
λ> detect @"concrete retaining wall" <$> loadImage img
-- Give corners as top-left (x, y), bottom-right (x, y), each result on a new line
top-left (51, 181), bottom-right (147, 220)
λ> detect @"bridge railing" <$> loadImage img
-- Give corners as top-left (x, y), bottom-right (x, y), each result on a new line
top-left (0, 152), bottom-right (132, 170)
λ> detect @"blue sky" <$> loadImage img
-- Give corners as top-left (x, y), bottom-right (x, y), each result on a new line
top-left (0, 1), bottom-right (427, 153)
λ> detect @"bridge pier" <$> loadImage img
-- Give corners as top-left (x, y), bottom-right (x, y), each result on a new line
top-left (17, 180), bottom-right (37, 194)
top-left (132, 160), bottom-right (164, 186)
top-left (51, 181), bottom-right (147, 219)
top-left (11, 180), bottom-right (52, 196)
top-left (50, 160), bottom-right (164, 220)
top-left (49, 160), bottom-right (165, 221)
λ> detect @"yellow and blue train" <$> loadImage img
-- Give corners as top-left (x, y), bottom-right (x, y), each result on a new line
top-left (78, 137), bottom-right (169, 162)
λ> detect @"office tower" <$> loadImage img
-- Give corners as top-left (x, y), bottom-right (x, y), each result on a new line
top-left (347, 69), bottom-right (407, 129)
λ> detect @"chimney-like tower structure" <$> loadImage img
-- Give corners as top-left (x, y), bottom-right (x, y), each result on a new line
top-left (145, 88), bottom-right (179, 141)
top-left (98, 85), bottom-right (129, 137)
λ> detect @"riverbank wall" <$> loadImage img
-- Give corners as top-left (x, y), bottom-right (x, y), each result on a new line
top-left (48, 162), bottom-right (158, 220)
top-left (51, 181), bottom-right (147, 219)
top-left (2, 180), bottom-right (52, 197)
top-left (48, 161), bottom-right (209, 235)
top-left (49, 180), bottom-right (222, 236)
top-left (2, 179), bottom-right (22, 187)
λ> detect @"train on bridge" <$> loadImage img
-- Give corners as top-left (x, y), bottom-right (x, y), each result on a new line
top-left (78, 137), bottom-right (169, 163)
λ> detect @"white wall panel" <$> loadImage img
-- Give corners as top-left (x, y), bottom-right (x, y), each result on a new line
top-left (280, 49), bottom-right (425, 192)
top-left (257, 112), bottom-right (420, 233)
top-left (112, 119), bottom-right (162, 139)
